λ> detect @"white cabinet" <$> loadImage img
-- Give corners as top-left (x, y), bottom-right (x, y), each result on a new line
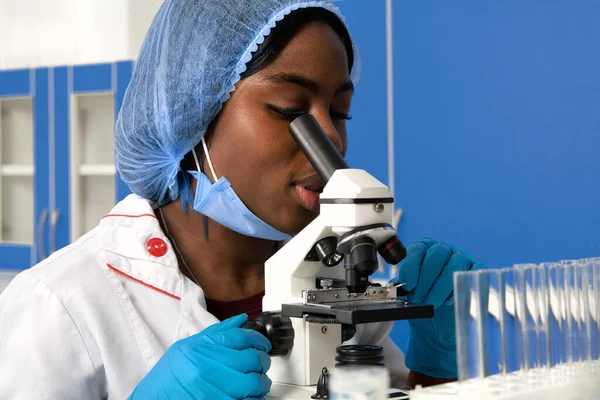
top-left (70, 93), bottom-right (116, 240)
top-left (0, 61), bottom-right (134, 271)
top-left (0, 98), bottom-right (35, 245)
top-left (0, 69), bottom-right (47, 269)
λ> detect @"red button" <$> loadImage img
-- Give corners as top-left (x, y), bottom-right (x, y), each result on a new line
top-left (146, 238), bottom-right (168, 257)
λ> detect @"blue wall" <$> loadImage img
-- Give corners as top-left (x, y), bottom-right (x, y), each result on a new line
top-left (338, 0), bottom-right (600, 355)
top-left (340, 0), bottom-right (600, 270)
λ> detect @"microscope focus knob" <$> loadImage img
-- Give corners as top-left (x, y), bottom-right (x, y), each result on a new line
top-left (243, 312), bottom-right (295, 357)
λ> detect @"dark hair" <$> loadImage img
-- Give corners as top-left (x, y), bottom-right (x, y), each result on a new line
top-left (241, 7), bottom-right (354, 79)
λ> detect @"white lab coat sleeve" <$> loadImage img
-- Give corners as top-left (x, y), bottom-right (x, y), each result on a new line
top-left (381, 336), bottom-right (409, 389)
top-left (0, 270), bottom-right (102, 400)
top-left (347, 322), bottom-right (409, 389)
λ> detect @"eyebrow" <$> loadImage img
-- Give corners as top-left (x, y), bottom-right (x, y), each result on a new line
top-left (264, 72), bottom-right (354, 95)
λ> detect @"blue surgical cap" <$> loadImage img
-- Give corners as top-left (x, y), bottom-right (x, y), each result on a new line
top-left (115, 0), bottom-right (360, 206)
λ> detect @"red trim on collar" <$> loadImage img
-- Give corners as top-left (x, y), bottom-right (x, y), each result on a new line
top-left (101, 213), bottom-right (158, 220)
top-left (106, 263), bottom-right (181, 300)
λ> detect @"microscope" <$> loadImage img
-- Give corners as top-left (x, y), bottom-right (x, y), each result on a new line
top-left (244, 115), bottom-right (434, 399)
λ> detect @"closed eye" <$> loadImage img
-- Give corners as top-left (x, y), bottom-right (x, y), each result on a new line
top-left (268, 105), bottom-right (305, 121)
top-left (268, 105), bottom-right (352, 122)
top-left (330, 111), bottom-right (352, 121)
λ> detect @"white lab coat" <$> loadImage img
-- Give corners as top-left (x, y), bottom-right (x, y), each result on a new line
top-left (0, 194), bottom-right (408, 399)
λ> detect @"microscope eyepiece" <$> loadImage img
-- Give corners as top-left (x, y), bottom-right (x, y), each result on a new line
top-left (289, 114), bottom-right (349, 183)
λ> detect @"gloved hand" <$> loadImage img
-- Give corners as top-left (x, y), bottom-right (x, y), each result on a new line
top-left (129, 313), bottom-right (272, 400)
top-left (390, 238), bottom-right (485, 378)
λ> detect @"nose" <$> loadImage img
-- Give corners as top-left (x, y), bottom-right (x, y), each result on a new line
top-left (314, 114), bottom-right (345, 155)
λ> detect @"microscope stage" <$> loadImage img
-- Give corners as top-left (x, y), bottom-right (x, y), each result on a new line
top-left (281, 300), bottom-right (434, 324)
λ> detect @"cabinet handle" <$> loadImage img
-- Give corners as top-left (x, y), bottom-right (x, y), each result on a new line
top-left (36, 209), bottom-right (48, 260)
top-left (49, 210), bottom-right (60, 254)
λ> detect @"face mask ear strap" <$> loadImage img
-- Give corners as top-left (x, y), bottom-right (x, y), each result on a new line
top-left (195, 137), bottom-right (218, 182)
top-left (191, 139), bottom-right (214, 241)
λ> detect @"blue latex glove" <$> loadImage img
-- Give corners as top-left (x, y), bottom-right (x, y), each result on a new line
top-left (129, 313), bottom-right (272, 400)
top-left (390, 238), bottom-right (485, 379)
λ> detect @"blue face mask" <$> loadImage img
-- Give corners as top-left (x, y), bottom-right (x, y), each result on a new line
top-left (188, 139), bottom-right (292, 241)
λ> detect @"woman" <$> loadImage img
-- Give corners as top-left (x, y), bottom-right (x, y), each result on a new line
top-left (0, 1), bottom-right (483, 399)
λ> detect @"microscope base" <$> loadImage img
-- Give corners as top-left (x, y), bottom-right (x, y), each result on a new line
top-left (266, 383), bottom-right (410, 399)
top-left (265, 383), bottom-right (314, 399)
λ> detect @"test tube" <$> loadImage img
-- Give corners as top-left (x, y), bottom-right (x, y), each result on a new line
top-left (583, 258), bottom-right (600, 361)
top-left (560, 260), bottom-right (588, 365)
top-left (517, 263), bottom-right (555, 369)
top-left (544, 262), bottom-right (566, 367)
top-left (561, 262), bottom-right (573, 366)
top-left (593, 259), bottom-right (600, 361)
top-left (579, 260), bottom-right (592, 364)
top-left (488, 269), bottom-right (510, 377)
top-left (511, 266), bottom-right (528, 372)
top-left (534, 264), bottom-right (550, 368)
top-left (454, 269), bottom-right (484, 381)
top-left (514, 264), bottom-right (547, 371)
top-left (454, 268), bottom-right (510, 380)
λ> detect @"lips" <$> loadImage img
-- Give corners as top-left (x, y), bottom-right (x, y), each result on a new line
top-left (293, 175), bottom-right (325, 212)
top-left (294, 185), bottom-right (323, 212)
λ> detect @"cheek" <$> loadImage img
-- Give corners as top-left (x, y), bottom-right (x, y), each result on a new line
top-left (209, 108), bottom-right (299, 191)
top-left (238, 111), bottom-right (299, 163)
top-left (204, 103), bottom-right (320, 233)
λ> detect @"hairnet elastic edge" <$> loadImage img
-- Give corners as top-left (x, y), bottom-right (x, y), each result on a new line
top-left (221, 1), bottom-right (359, 105)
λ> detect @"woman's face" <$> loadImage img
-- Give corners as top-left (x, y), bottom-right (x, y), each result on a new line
top-left (204, 22), bottom-right (353, 235)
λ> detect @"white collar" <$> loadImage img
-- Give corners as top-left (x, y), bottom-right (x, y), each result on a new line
top-left (99, 194), bottom-right (183, 299)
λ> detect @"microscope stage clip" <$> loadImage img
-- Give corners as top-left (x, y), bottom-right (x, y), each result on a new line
top-left (302, 285), bottom-right (395, 305)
